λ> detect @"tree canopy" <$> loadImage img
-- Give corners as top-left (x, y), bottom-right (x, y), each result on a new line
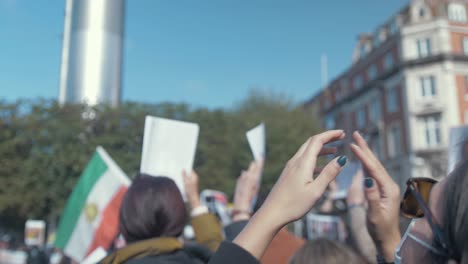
top-left (0, 91), bottom-right (320, 232)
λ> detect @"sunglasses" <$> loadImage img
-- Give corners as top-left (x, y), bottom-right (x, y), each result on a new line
top-left (400, 177), bottom-right (451, 258)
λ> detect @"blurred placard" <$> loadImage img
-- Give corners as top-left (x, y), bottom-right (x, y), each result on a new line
top-left (140, 116), bottom-right (199, 198)
top-left (25, 220), bottom-right (46, 246)
top-left (246, 123), bottom-right (265, 160)
top-left (306, 213), bottom-right (345, 241)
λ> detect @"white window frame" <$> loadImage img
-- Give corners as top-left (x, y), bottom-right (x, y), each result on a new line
top-left (417, 38), bottom-right (432, 58)
top-left (448, 3), bottom-right (467, 22)
top-left (464, 76), bottom-right (468, 100)
top-left (419, 115), bottom-right (442, 148)
top-left (384, 53), bottom-right (394, 71)
top-left (420, 76), bottom-right (437, 99)
top-left (463, 37), bottom-right (468, 55)
top-left (387, 124), bottom-right (401, 158)
top-left (386, 87), bottom-right (398, 113)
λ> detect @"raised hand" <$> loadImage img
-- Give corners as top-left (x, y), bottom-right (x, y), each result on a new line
top-left (350, 131), bottom-right (401, 262)
top-left (233, 159), bottom-right (264, 221)
top-left (233, 130), bottom-right (347, 259)
top-left (183, 170), bottom-right (201, 209)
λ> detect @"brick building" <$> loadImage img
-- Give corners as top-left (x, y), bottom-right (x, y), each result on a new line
top-left (305, 0), bottom-right (468, 189)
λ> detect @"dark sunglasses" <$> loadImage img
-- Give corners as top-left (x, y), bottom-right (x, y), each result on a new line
top-left (400, 177), bottom-right (451, 258)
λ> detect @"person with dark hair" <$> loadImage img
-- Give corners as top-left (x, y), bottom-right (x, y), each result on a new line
top-left (289, 238), bottom-right (369, 264)
top-left (101, 171), bottom-right (222, 264)
top-left (349, 131), bottom-right (468, 263)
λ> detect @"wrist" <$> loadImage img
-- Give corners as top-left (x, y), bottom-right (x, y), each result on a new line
top-left (189, 196), bottom-right (201, 209)
top-left (232, 208), bottom-right (252, 221)
top-left (377, 232), bottom-right (400, 262)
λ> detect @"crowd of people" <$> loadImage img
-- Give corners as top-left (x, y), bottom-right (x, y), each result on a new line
top-left (103, 130), bottom-right (467, 264)
top-left (3, 129), bottom-right (468, 264)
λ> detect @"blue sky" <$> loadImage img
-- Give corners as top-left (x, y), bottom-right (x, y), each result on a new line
top-left (1, 0), bottom-right (407, 109)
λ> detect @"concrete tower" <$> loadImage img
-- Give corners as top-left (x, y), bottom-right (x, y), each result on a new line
top-left (59, 0), bottom-right (125, 106)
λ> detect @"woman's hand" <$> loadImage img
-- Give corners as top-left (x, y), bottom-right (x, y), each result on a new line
top-left (183, 170), bottom-right (201, 209)
top-left (234, 130), bottom-right (347, 259)
top-left (233, 159), bottom-right (263, 221)
top-left (261, 130), bottom-right (347, 225)
top-left (350, 131), bottom-right (401, 262)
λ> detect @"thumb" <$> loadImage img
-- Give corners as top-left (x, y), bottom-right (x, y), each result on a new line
top-left (364, 177), bottom-right (381, 212)
top-left (313, 156), bottom-right (347, 195)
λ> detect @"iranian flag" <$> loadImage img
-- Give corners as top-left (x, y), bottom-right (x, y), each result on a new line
top-left (54, 146), bottom-right (130, 262)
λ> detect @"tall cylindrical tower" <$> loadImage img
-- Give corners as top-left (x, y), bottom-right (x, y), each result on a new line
top-left (59, 0), bottom-right (125, 106)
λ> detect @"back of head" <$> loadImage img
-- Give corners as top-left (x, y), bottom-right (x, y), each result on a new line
top-left (443, 160), bottom-right (468, 263)
top-left (119, 174), bottom-right (187, 243)
top-left (289, 238), bottom-right (368, 264)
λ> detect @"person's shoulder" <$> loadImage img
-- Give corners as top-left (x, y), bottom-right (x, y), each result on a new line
top-left (124, 249), bottom-right (204, 264)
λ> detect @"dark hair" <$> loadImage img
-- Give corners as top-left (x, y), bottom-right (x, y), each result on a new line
top-left (289, 238), bottom-right (369, 264)
top-left (442, 159), bottom-right (468, 263)
top-left (119, 174), bottom-right (187, 243)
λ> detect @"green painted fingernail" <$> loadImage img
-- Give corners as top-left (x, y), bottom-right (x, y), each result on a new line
top-left (364, 178), bottom-right (374, 188)
top-left (337, 156), bottom-right (347, 167)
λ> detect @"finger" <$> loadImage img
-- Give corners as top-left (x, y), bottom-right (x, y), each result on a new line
top-left (352, 131), bottom-right (379, 162)
top-left (363, 177), bottom-right (381, 214)
top-left (304, 130), bottom-right (345, 159)
top-left (318, 147), bottom-right (338, 156)
top-left (350, 143), bottom-right (386, 184)
top-left (290, 138), bottom-right (313, 162)
top-left (311, 156), bottom-right (347, 197)
top-left (248, 161), bottom-right (256, 172)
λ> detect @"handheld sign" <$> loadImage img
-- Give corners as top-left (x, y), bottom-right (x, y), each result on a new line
top-left (140, 116), bottom-right (199, 198)
top-left (25, 220), bottom-right (46, 247)
top-left (246, 123), bottom-right (265, 160)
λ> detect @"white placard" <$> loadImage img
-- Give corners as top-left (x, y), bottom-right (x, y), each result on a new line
top-left (140, 116), bottom-right (199, 198)
top-left (82, 247), bottom-right (107, 264)
top-left (448, 126), bottom-right (468, 173)
top-left (25, 220), bottom-right (46, 246)
top-left (246, 123), bottom-right (265, 160)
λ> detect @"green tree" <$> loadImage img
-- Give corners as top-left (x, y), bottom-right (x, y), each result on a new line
top-left (0, 90), bottom-right (320, 233)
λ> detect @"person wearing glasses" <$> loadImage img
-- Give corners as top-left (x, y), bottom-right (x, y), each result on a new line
top-left (351, 131), bottom-right (467, 264)
top-left (208, 130), bottom-right (467, 264)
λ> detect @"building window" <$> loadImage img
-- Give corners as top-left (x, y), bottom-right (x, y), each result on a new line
top-left (371, 137), bottom-right (383, 160)
top-left (389, 17), bottom-right (401, 35)
top-left (417, 38), bottom-right (432, 58)
top-left (386, 87), bottom-right (398, 113)
top-left (357, 107), bottom-right (366, 128)
top-left (420, 76), bottom-right (437, 98)
top-left (387, 125), bottom-right (401, 158)
top-left (465, 76), bottom-right (468, 100)
top-left (463, 37), bottom-right (468, 55)
top-left (420, 115), bottom-right (441, 148)
top-left (367, 65), bottom-right (378, 81)
top-left (448, 3), bottom-right (467, 22)
top-left (369, 98), bottom-right (381, 123)
top-left (325, 114), bottom-right (335, 130)
top-left (384, 53), bottom-right (394, 71)
top-left (353, 75), bottom-right (363, 90)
